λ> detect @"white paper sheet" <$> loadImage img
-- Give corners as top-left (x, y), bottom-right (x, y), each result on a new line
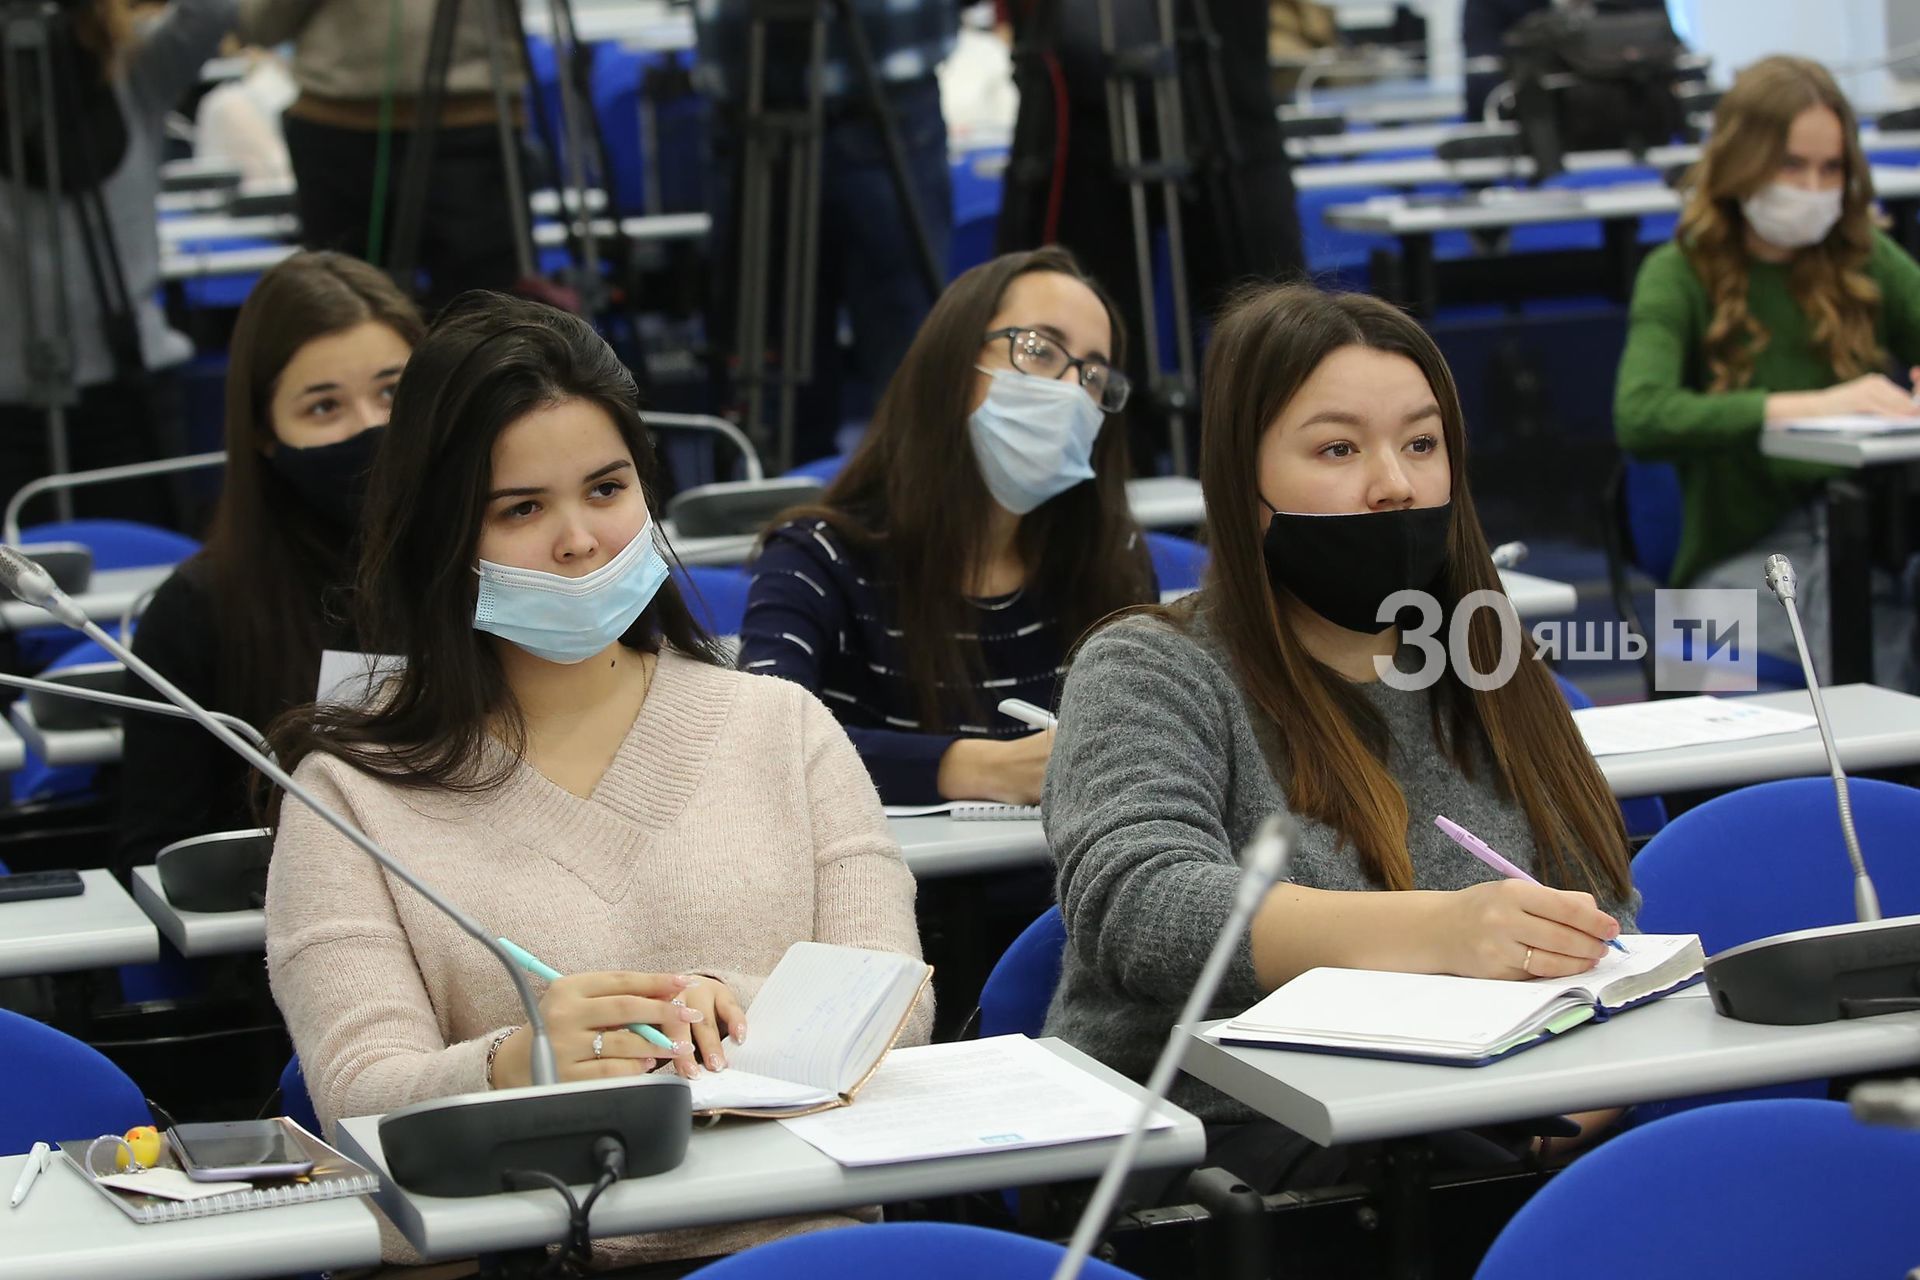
top-left (1571, 696), bottom-right (1816, 757)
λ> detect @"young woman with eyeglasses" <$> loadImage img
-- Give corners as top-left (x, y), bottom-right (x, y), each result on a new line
top-left (737, 248), bottom-right (1157, 806)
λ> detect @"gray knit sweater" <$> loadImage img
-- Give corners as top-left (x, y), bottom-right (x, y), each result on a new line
top-left (1040, 607), bottom-right (1639, 1125)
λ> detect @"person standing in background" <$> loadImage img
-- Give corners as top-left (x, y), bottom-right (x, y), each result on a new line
top-left (0, 0), bottom-right (234, 528)
top-left (693, 0), bottom-right (958, 466)
top-left (238, 0), bottom-right (524, 308)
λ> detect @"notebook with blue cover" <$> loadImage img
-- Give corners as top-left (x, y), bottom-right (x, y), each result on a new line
top-left (1210, 933), bottom-right (1705, 1067)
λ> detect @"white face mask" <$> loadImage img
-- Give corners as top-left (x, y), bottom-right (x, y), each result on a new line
top-left (966, 367), bottom-right (1106, 516)
top-left (1741, 182), bottom-right (1844, 251)
top-left (472, 520), bottom-right (670, 664)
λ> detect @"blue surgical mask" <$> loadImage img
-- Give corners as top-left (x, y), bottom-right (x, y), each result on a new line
top-left (472, 521), bottom-right (670, 664)
top-left (967, 366), bottom-right (1105, 516)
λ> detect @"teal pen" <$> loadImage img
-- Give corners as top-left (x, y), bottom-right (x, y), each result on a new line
top-left (497, 937), bottom-right (680, 1052)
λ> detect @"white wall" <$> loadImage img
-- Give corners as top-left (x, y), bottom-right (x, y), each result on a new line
top-left (1671, 0), bottom-right (1897, 107)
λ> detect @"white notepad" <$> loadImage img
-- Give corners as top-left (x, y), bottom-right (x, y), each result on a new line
top-left (778, 1035), bottom-right (1172, 1166)
top-left (1570, 696), bottom-right (1815, 757)
top-left (1211, 934), bottom-right (1705, 1065)
top-left (881, 802), bottom-right (1042, 821)
top-left (1776, 416), bottom-right (1920, 436)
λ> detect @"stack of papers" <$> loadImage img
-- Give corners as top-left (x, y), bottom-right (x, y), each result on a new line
top-left (1571, 696), bottom-right (1816, 757)
top-left (1775, 416), bottom-right (1920, 436)
top-left (778, 1036), bottom-right (1170, 1166)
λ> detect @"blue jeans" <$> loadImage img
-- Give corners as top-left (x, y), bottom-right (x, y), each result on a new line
top-left (706, 74), bottom-right (953, 465)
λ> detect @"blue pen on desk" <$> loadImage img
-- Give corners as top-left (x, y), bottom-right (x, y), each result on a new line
top-left (1433, 815), bottom-right (1629, 954)
top-left (497, 937), bottom-right (680, 1052)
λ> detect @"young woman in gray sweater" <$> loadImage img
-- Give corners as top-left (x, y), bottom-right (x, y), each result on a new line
top-left (1043, 284), bottom-right (1639, 1188)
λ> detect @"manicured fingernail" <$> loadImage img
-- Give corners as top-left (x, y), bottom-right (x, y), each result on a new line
top-left (673, 1040), bottom-right (693, 1055)
top-left (677, 975), bottom-right (703, 988)
top-left (712, 1054), bottom-right (726, 1071)
top-left (680, 1007), bottom-right (704, 1022)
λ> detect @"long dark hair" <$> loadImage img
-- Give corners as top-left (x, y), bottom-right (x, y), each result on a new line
top-left (783, 247), bottom-right (1153, 727)
top-left (269, 292), bottom-right (726, 795)
top-left (1158, 284), bottom-right (1629, 898)
top-left (202, 251), bottom-right (424, 732)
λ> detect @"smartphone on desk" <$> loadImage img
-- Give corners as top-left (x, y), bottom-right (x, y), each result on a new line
top-left (0, 869), bottom-right (84, 903)
top-left (167, 1120), bottom-right (316, 1182)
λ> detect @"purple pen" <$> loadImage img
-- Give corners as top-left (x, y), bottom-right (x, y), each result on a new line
top-left (1434, 814), bottom-right (1629, 953)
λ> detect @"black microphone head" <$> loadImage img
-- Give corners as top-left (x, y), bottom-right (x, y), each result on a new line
top-left (0, 545), bottom-right (59, 606)
top-left (1764, 554), bottom-right (1797, 602)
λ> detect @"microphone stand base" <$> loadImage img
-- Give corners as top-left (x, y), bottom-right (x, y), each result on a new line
top-left (1703, 916), bottom-right (1920, 1025)
top-left (378, 1075), bottom-right (692, 1197)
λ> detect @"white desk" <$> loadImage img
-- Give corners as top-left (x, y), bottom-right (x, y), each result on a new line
top-left (1294, 142), bottom-right (1700, 192)
top-left (1180, 990), bottom-right (1920, 1148)
top-left (1597, 685), bottom-right (1920, 799)
top-left (1498, 570), bottom-right (1577, 621)
top-left (130, 865), bottom-right (264, 958)
top-left (892, 815), bottom-right (1048, 879)
top-left (1289, 121), bottom-right (1515, 161)
top-left (8, 700), bottom-right (122, 767)
top-left (334, 1037), bottom-right (1202, 1262)
top-left (0, 869), bottom-right (159, 978)
top-left (1759, 428), bottom-right (1920, 470)
top-left (0, 1149), bottom-right (382, 1280)
top-left (0, 564), bottom-right (172, 631)
top-left (0, 715), bottom-right (23, 772)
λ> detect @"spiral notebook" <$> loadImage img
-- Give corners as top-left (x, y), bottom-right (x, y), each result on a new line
top-left (882, 802), bottom-right (1042, 821)
top-left (56, 1117), bottom-right (377, 1223)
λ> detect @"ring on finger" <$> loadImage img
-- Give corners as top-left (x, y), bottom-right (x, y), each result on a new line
top-left (1522, 946), bottom-right (1535, 976)
top-left (592, 1031), bottom-right (605, 1060)
top-left (670, 996), bottom-right (686, 1009)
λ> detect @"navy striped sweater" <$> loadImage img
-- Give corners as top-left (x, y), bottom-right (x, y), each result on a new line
top-left (737, 518), bottom-right (1156, 805)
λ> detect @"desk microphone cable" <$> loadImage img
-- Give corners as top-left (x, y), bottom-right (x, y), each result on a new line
top-left (504, 1136), bottom-right (628, 1277)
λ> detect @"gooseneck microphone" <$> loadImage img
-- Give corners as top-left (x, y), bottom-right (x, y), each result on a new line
top-left (1490, 541), bottom-right (1529, 570)
top-left (1053, 815), bottom-right (1296, 1280)
top-left (0, 547), bottom-right (690, 1199)
top-left (1763, 553), bottom-right (1879, 922)
top-left (0, 669), bottom-right (268, 750)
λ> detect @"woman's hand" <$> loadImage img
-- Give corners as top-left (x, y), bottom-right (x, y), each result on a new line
top-left (936, 729), bottom-right (1054, 805)
top-left (1425, 881), bottom-right (1621, 981)
top-left (664, 976), bottom-right (748, 1079)
top-left (490, 970), bottom-right (702, 1089)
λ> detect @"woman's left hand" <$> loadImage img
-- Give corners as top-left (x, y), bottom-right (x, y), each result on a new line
top-left (664, 976), bottom-right (748, 1078)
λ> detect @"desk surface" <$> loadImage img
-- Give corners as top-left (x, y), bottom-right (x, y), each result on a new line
top-left (1759, 428), bottom-right (1920, 469)
top-left (0, 869), bottom-right (158, 978)
top-left (0, 714), bottom-right (22, 771)
top-left (8, 700), bottom-right (122, 768)
top-left (1596, 684), bottom-right (1920, 799)
top-left (335, 1037), bottom-right (1202, 1262)
top-left (0, 1149), bottom-right (382, 1280)
top-left (1181, 988), bottom-right (1920, 1147)
top-left (893, 814), bottom-right (1048, 878)
top-left (0, 564), bottom-right (172, 632)
top-left (1500, 570), bottom-right (1577, 621)
top-left (129, 865), bottom-right (264, 958)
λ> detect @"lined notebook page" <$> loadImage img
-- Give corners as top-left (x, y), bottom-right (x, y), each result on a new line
top-left (726, 943), bottom-right (916, 1092)
top-left (1225, 969), bottom-right (1568, 1051)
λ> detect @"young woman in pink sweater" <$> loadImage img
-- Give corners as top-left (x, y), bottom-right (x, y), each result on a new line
top-left (264, 293), bottom-right (928, 1266)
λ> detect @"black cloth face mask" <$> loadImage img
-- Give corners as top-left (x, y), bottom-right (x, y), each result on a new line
top-left (265, 426), bottom-right (386, 530)
top-left (1260, 499), bottom-right (1453, 634)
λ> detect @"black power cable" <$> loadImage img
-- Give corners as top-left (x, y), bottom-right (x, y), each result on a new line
top-left (503, 1135), bottom-right (629, 1277)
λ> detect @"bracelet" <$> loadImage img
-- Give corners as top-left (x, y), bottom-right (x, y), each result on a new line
top-left (484, 1026), bottom-right (518, 1088)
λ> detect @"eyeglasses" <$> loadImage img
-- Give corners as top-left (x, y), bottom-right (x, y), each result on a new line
top-left (982, 327), bottom-right (1131, 413)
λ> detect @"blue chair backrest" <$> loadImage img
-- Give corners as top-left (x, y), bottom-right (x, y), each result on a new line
top-left (1633, 778), bottom-right (1920, 956)
top-left (1548, 674), bottom-right (1668, 840)
top-left (1144, 532), bottom-right (1208, 596)
top-left (0, 1008), bottom-right (150, 1154)
top-left (21, 519), bottom-right (199, 571)
top-left (280, 1055), bottom-right (321, 1137)
top-left (684, 1221), bottom-right (1143, 1278)
top-left (1476, 1100), bottom-right (1920, 1280)
top-left (1618, 459), bottom-right (1682, 585)
top-left (784, 453), bottom-right (850, 484)
top-left (978, 907), bottom-right (1067, 1040)
top-left (672, 564), bottom-right (751, 638)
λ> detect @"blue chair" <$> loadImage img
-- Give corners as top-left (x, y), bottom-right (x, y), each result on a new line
top-left (19, 519), bottom-right (200, 572)
top-left (685, 1221), bottom-right (1143, 1279)
top-left (784, 453), bottom-right (850, 485)
top-left (1143, 532), bottom-right (1207, 597)
top-left (1628, 778), bottom-right (1920, 1124)
top-left (977, 907), bottom-right (1066, 1040)
top-left (9, 635), bottom-right (126, 806)
top-left (280, 1055), bottom-right (322, 1137)
top-left (0, 1008), bottom-right (151, 1154)
top-left (1548, 673), bottom-right (1668, 841)
top-left (1476, 1100), bottom-right (1920, 1280)
top-left (672, 564), bottom-right (752, 638)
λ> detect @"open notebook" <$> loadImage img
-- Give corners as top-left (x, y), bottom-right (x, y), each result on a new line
top-left (1211, 934), bottom-right (1704, 1066)
top-left (687, 942), bottom-right (932, 1118)
top-left (56, 1118), bottom-right (376, 1223)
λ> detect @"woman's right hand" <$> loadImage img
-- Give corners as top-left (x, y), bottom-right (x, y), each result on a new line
top-left (490, 971), bottom-right (701, 1089)
top-left (1425, 881), bottom-right (1621, 981)
top-left (1811, 374), bottom-right (1920, 419)
top-left (936, 729), bottom-right (1054, 805)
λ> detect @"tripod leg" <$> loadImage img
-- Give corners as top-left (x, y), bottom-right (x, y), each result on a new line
top-left (732, 13), bottom-right (780, 454)
top-left (388, 0), bottom-right (464, 290)
top-left (478, 0), bottom-right (537, 281)
top-left (544, 0), bottom-right (603, 299)
top-left (775, 12), bottom-right (828, 473)
top-left (832, 0), bottom-right (943, 299)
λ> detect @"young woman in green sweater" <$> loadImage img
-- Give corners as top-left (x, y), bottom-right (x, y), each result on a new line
top-left (1614, 56), bottom-right (1920, 685)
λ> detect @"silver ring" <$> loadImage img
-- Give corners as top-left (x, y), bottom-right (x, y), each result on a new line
top-left (670, 996), bottom-right (686, 1009)
top-left (1522, 947), bottom-right (1535, 976)
top-left (591, 1031), bottom-right (604, 1060)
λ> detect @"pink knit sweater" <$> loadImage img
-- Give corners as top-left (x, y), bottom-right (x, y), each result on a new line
top-left (265, 650), bottom-right (929, 1265)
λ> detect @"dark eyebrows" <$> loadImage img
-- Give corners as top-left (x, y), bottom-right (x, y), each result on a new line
top-left (1022, 323), bottom-right (1112, 366)
top-left (1294, 404), bottom-right (1441, 430)
top-left (297, 364), bottom-right (408, 397)
top-left (485, 459), bottom-right (632, 503)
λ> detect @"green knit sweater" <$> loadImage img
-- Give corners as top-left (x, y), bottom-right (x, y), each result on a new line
top-left (1613, 230), bottom-right (1920, 586)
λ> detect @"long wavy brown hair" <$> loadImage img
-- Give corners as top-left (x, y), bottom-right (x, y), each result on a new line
top-left (1146, 284), bottom-right (1630, 897)
top-left (1679, 56), bottom-right (1882, 392)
